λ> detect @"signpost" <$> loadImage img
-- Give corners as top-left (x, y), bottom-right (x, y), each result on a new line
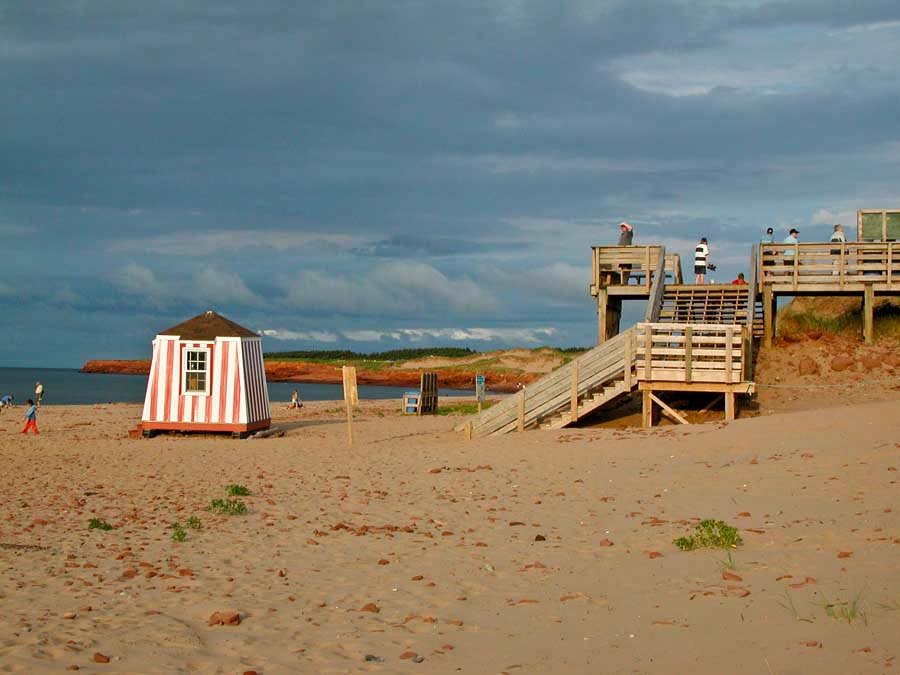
top-left (475, 374), bottom-right (486, 413)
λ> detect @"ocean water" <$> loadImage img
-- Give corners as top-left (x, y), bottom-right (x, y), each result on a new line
top-left (0, 368), bottom-right (473, 406)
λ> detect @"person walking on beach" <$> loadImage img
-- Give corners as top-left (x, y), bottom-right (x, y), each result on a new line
top-left (289, 389), bottom-right (303, 410)
top-left (22, 399), bottom-right (39, 434)
top-left (35, 382), bottom-right (44, 408)
top-left (617, 221), bottom-right (634, 284)
top-left (694, 237), bottom-right (710, 284)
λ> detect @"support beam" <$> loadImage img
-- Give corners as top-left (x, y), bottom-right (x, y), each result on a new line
top-left (724, 391), bottom-right (735, 421)
top-left (642, 389), bottom-right (653, 428)
top-left (863, 284), bottom-right (875, 344)
top-left (762, 285), bottom-right (774, 348)
top-left (649, 392), bottom-right (689, 425)
top-left (699, 394), bottom-right (724, 414)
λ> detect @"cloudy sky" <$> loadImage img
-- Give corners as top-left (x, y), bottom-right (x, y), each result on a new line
top-left (3, 1), bottom-right (900, 367)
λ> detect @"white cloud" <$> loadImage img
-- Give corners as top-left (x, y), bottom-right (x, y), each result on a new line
top-left (344, 326), bottom-right (556, 344)
top-left (117, 262), bottom-right (174, 306)
top-left (281, 261), bottom-right (497, 316)
top-left (811, 208), bottom-right (855, 226)
top-left (259, 329), bottom-right (339, 342)
top-left (109, 229), bottom-right (368, 256)
top-left (193, 267), bottom-right (263, 307)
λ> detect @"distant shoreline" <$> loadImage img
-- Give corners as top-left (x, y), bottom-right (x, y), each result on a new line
top-left (80, 359), bottom-right (528, 392)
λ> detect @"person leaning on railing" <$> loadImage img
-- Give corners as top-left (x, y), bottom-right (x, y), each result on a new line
top-left (617, 221), bottom-right (634, 284)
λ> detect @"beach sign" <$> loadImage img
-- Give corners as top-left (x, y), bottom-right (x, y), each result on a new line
top-left (475, 374), bottom-right (486, 412)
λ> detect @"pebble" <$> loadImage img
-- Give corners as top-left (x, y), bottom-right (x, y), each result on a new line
top-left (208, 611), bottom-right (241, 626)
top-left (62, 612), bottom-right (76, 619)
top-left (364, 655), bottom-right (384, 663)
top-left (92, 652), bottom-right (110, 663)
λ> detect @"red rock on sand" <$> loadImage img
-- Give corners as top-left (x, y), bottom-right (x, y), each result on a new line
top-left (860, 354), bottom-right (881, 370)
top-left (831, 355), bottom-right (855, 372)
top-left (92, 652), bottom-right (110, 663)
top-left (798, 356), bottom-right (820, 376)
top-left (837, 551), bottom-right (853, 558)
top-left (359, 602), bottom-right (380, 613)
top-left (208, 611), bottom-right (241, 626)
top-left (399, 651), bottom-right (418, 660)
top-left (598, 539), bottom-right (614, 547)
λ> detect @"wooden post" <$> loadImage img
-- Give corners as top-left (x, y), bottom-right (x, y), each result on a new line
top-left (623, 331), bottom-right (633, 389)
top-left (464, 421), bottom-right (473, 441)
top-left (644, 246), bottom-right (651, 292)
top-left (724, 390), bottom-right (735, 421)
top-left (889, 242), bottom-right (894, 290)
top-left (863, 284), bottom-right (875, 344)
top-left (684, 326), bottom-right (693, 384)
top-left (643, 324), bottom-right (652, 380)
top-left (724, 328), bottom-right (734, 384)
top-left (792, 243), bottom-right (799, 290)
top-left (342, 365), bottom-right (358, 406)
top-left (642, 389), bottom-right (653, 428)
top-left (839, 241), bottom-right (845, 289)
top-left (762, 285), bottom-right (774, 348)
top-left (570, 361), bottom-right (579, 423)
top-left (343, 380), bottom-right (354, 447)
top-left (597, 289), bottom-right (606, 344)
top-left (517, 390), bottom-right (525, 433)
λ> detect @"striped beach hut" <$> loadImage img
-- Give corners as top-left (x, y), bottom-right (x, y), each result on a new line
top-left (140, 310), bottom-right (271, 436)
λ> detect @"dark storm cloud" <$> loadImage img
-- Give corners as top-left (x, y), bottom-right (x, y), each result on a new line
top-left (2, 1), bottom-right (900, 364)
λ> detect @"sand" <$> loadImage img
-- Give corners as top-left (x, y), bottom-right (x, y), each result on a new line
top-left (2, 395), bottom-right (900, 674)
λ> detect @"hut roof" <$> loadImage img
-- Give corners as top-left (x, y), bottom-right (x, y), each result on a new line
top-left (160, 311), bottom-right (259, 340)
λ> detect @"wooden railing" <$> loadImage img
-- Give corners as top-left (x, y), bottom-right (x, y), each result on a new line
top-left (468, 327), bottom-right (637, 436)
top-left (590, 246), bottom-right (682, 294)
top-left (635, 323), bottom-right (748, 384)
top-left (645, 246), bottom-right (668, 322)
top-left (759, 242), bottom-right (900, 291)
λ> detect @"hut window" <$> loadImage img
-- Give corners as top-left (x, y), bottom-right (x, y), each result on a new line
top-left (183, 349), bottom-right (209, 394)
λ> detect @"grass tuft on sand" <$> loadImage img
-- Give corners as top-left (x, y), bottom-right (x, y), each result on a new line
top-left (674, 519), bottom-right (743, 551)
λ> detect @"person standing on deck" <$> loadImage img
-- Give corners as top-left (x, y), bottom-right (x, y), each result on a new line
top-left (830, 224), bottom-right (846, 275)
top-left (617, 222), bottom-right (634, 284)
top-left (34, 382), bottom-right (44, 408)
top-left (694, 237), bottom-right (710, 284)
top-left (22, 399), bottom-right (39, 434)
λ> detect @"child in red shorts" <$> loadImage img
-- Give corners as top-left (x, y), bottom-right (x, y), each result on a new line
top-left (22, 399), bottom-right (39, 435)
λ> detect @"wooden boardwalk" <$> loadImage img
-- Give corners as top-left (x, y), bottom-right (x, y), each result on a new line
top-left (758, 242), bottom-right (900, 345)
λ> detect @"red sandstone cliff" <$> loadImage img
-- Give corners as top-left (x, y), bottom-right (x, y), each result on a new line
top-left (81, 359), bottom-right (534, 392)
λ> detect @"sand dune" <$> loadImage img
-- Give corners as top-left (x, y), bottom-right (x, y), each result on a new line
top-left (1, 397), bottom-right (899, 673)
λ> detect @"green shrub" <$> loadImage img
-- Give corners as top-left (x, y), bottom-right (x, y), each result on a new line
top-left (674, 519), bottom-right (743, 551)
top-left (225, 484), bottom-right (250, 496)
top-left (88, 518), bottom-right (113, 531)
top-left (208, 498), bottom-right (248, 515)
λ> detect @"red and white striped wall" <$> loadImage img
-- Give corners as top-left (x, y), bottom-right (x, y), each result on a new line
top-left (141, 336), bottom-right (270, 433)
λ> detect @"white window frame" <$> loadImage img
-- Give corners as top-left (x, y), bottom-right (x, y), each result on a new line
top-left (181, 346), bottom-right (211, 396)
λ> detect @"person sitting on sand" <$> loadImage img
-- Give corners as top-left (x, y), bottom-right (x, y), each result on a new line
top-left (731, 272), bottom-right (748, 285)
top-left (22, 399), bottom-right (39, 435)
top-left (289, 389), bottom-right (303, 410)
top-left (0, 394), bottom-right (13, 411)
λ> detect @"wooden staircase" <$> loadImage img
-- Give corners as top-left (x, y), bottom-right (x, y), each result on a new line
top-left (659, 284), bottom-right (762, 337)
top-left (465, 327), bottom-right (637, 437)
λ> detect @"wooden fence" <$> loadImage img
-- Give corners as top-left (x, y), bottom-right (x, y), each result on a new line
top-left (758, 242), bottom-right (900, 291)
top-left (591, 246), bottom-right (683, 294)
top-left (635, 323), bottom-right (748, 384)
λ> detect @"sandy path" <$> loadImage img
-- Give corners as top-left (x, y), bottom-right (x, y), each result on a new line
top-left (1, 400), bottom-right (899, 673)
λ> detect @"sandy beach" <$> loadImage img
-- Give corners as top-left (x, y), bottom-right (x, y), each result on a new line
top-left (1, 390), bottom-right (899, 674)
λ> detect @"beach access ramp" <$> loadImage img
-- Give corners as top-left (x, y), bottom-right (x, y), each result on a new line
top-left (465, 327), bottom-right (639, 437)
